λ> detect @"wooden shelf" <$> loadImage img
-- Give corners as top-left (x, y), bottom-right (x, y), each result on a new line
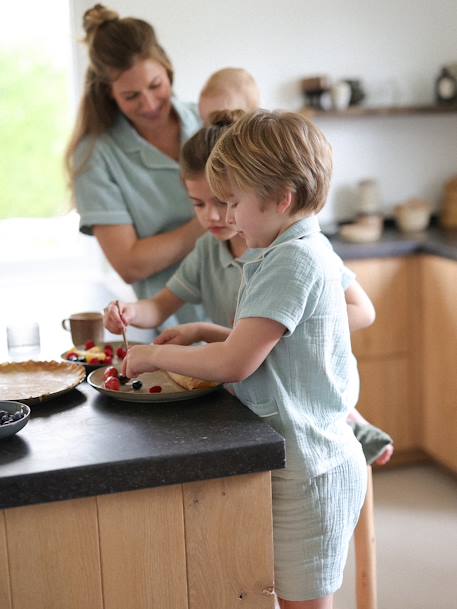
top-left (301, 104), bottom-right (457, 118)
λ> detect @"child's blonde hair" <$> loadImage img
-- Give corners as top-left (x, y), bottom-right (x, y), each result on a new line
top-left (199, 67), bottom-right (260, 118)
top-left (206, 110), bottom-right (333, 215)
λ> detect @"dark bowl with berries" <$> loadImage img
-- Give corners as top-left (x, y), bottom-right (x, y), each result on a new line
top-left (61, 340), bottom-right (137, 374)
top-left (0, 401), bottom-right (31, 439)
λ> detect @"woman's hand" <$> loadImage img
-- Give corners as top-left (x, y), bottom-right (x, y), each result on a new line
top-left (154, 323), bottom-right (202, 346)
top-left (122, 344), bottom-right (159, 378)
top-left (103, 301), bottom-right (136, 334)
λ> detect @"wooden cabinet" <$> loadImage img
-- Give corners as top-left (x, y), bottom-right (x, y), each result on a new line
top-left (347, 257), bottom-right (423, 457)
top-left (0, 472), bottom-right (275, 609)
top-left (421, 255), bottom-right (457, 472)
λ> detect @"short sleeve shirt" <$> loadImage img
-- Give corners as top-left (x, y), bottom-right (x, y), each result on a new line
top-left (74, 99), bottom-right (204, 325)
top-left (166, 232), bottom-right (254, 327)
top-left (167, 232), bottom-right (356, 330)
top-left (231, 216), bottom-right (363, 479)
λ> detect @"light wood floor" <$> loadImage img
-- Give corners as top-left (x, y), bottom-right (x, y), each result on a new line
top-left (336, 464), bottom-right (457, 609)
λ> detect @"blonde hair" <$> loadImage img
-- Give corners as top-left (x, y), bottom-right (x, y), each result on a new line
top-left (200, 67), bottom-right (260, 112)
top-left (206, 110), bottom-right (333, 214)
top-left (180, 109), bottom-right (245, 180)
top-left (64, 4), bottom-right (173, 191)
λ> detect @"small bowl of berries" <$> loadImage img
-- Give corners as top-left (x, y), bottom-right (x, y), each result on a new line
top-left (0, 401), bottom-right (31, 439)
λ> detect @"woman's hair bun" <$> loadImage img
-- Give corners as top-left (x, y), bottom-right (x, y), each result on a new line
top-left (83, 4), bottom-right (119, 39)
top-left (207, 109), bottom-right (245, 128)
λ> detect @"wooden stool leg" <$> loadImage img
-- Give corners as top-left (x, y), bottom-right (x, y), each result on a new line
top-left (354, 465), bottom-right (377, 609)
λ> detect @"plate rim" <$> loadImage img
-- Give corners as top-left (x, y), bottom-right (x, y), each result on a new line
top-left (87, 368), bottom-right (221, 403)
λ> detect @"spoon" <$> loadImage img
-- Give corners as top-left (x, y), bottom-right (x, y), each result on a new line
top-left (114, 300), bottom-right (129, 352)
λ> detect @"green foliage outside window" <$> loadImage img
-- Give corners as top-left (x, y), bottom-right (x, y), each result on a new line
top-left (0, 48), bottom-right (71, 219)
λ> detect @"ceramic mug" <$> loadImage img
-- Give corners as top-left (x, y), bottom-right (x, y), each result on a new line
top-left (61, 312), bottom-right (104, 346)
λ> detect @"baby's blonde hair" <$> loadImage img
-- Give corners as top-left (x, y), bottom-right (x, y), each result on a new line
top-left (199, 67), bottom-right (260, 112)
top-left (206, 110), bottom-right (333, 215)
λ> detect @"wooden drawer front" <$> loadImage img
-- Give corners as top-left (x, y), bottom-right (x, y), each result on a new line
top-left (347, 258), bottom-right (416, 358)
top-left (183, 472), bottom-right (275, 609)
top-left (422, 256), bottom-right (457, 471)
top-left (98, 485), bottom-right (188, 609)
top-left (358, 357), bottom-right (418, 452)
top-left (4, 497), bottom-right (104, 609)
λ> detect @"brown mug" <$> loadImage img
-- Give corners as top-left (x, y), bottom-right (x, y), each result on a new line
top-left (61, 312), bottom-right (104, 346)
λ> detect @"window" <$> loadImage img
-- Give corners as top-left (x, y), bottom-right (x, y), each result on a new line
top-left (0, 1), bottom-right (72, 219)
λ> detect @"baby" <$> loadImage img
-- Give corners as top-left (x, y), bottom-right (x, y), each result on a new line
top-left (199, 67), bottom-right (260, 124)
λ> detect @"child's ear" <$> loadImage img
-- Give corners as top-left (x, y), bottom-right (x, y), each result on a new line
top-left (277, 190), bottom-right (294, 215)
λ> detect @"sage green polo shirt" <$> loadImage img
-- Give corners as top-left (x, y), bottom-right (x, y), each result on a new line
top-left (166, 232), bottom-right (255, 327)
top-left (231, 216), bottom-right (364, 479)
top-left (74, 98), bottom-right (204, 326)
top-left (167, 231), bottom-right (356, 330)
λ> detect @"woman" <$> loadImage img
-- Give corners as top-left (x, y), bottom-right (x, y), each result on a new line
top-left (65, 4), bottom-right (204, 327)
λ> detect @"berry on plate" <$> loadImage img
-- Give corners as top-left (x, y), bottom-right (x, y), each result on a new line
top-left (116, 347), bottom-right (127, 360)
top-left (104, 376), bottom-right (120, 391)
top-left (149, 385), bottom-right (162, 394)
top-left (103, 366), bottom-right (119, 380)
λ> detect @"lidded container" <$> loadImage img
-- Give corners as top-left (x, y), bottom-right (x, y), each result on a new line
top-left (356, 179), bottom-right (382, 216)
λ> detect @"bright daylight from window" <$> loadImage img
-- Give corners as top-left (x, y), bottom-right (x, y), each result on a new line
top-left (0, 1), bottom-right (72, 220)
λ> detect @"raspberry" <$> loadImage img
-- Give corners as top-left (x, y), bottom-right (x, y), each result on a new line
top-left (103, 366), bottom-right (118, 380)
top-left (105, 376), bottom-right (120, 391)
top-left (116, 347), bottom-right (127, 360)
top-left (85, 340), bottom-right (96, 350)
top-left (149, 385), bottom-right (162, 393)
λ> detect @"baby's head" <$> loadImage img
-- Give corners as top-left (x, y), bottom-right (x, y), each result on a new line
top-left (180, 109), bottom-right (245, 241)
top-left (207, 109), bottom-right (333, 222)
top-left (199, 67), bottom-right (260, 124)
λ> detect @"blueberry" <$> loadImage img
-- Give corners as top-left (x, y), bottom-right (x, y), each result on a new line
top-left (1, 414), bottom-right (10, 425)
top-left (119, 375), bottom-right (129, 385)
top-left (132, 380), bottom-right (143, 390)
top-left (13, 411), bottom-right (23, 421)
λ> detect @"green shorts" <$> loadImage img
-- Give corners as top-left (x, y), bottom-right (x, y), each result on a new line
top-left (271, 454), bottom-right (367, 601)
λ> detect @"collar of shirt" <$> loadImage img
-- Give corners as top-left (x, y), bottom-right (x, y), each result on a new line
top-left (218, 240), bottom-right (261, 269)
top-left (110, 98), bottom-right (197, 169)
top-left (243, 215), bottom-right (322, 269)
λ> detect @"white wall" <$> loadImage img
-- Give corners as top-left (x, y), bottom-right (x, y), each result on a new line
top-left (71, 0), bottom-right (457, 222)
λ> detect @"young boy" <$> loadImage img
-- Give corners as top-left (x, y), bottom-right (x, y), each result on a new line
top-left (198, 67), bottom-right (260, 124)
top-left (122, 110), bottom-right (369, 607)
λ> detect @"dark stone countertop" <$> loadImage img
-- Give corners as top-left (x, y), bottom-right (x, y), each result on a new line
top-left (0, 382), bottom-right (285, 509)
top-left (327, 225), bottom-right (457, 261)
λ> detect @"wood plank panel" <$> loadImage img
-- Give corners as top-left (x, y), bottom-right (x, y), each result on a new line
top-left (0, 511), bottom-right (12, 609)
top-left (98, 485), bottom-right (188, 609)
top-left (5, 497), bottom-right (103, 609)
top-left (358, 357), bottom-right (417, 451)
top-left (348, 258), bottom-right (414, 358)
top-left (184, 472), bottom-right (275, 609)
top-left (422, 256), bottom-right (457, 472)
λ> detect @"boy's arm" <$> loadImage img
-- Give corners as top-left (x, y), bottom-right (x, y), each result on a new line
top-left (154, 322), bottom-right (231, 346)
top-left (104, 288), bottom-right (184, 333)
top-left (123, 317), bottom-right (285, 381)
top-left (345, 281), bottom-right (376, 332)
top-left (133, 288), bottom-right (185, 328)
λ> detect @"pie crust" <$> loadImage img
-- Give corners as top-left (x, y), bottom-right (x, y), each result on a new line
top-left (166, 371), bottom-right (219, 391)
top-left (0, 360), bottom-right (85, 404)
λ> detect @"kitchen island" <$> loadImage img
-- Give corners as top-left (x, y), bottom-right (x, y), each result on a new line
top-left (0, 382), bottom-right (285, 609)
